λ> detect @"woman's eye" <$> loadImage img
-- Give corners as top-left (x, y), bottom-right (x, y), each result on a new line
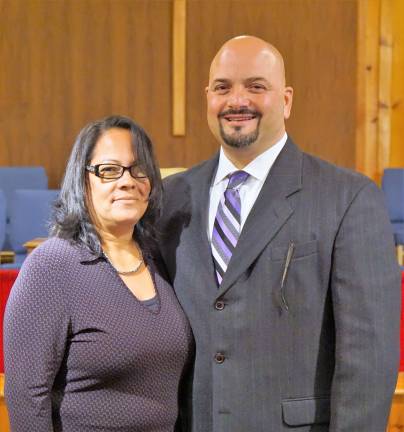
top-left (100, 165), bottom-right (121, 175)
top-left (131, 166), bottom-right (147, 178)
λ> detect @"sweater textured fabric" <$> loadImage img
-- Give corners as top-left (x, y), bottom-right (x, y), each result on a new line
top-left (4, 237), bottom-right (193, 432)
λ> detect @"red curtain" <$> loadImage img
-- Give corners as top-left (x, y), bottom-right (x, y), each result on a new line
top-left (401, 272), bottom-right (404, 372)
top-left (0, 270), bottom-right (19, 373)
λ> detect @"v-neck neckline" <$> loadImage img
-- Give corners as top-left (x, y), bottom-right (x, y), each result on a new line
top-left (106, 256), bottom-right (162, 315)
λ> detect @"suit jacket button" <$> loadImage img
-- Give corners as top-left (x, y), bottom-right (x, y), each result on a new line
top-left (215, 300), bottom-right (225, 310)
top-left (214, 352), bottom-right (225, 364)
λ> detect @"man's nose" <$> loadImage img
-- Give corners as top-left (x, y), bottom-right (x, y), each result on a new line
top-left (227, 88), bottom-right (251, 108)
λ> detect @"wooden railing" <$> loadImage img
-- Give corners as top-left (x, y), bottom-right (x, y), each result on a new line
top-left (0, 374), bottom-right (9, 432)
top-left (387, 372), bottom-right (404, 431)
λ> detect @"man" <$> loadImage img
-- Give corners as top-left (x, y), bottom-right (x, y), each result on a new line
top-left (160, 36), bottom-right (401, 431)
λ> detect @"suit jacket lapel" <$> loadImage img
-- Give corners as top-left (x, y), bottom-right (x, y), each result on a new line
top-left (217, 139), bottom-right (303, 297)
top-left (187, 154), bottom-right (218, 282)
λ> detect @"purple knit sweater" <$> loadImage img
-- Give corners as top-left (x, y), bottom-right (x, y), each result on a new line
top-left (4, 237), bottom-right (193, 431)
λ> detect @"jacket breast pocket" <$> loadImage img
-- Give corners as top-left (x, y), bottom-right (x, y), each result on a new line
top-left (282, 396), bottom-right (330, 426)
top-left (267, 240), bottom-right (321, 315)
top-left (270, 240), bottom-right (318, 262)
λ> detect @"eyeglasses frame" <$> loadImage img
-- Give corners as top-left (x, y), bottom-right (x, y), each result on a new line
top-left (86, 163), bottom-right (149, 180)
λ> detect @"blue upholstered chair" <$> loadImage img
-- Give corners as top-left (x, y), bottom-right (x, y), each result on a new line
top-left (381, 168), bottom-right (404, 265)
top-left (0, 166), bottom-right (48, 249)
top-left (3, 189), bottom-right (60, 267)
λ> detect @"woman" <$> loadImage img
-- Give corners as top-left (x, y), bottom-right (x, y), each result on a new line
top-left (4, 115), bottom-right (193, 431)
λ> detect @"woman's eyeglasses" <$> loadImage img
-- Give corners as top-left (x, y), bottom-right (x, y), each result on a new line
top-left (86, 164), bottom-right (148, 180)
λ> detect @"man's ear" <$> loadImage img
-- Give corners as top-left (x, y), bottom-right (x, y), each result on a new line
top-left (283, 86), bottom-right (293, 119)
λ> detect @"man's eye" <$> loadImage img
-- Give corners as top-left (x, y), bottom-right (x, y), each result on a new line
top-left (213, 85), bottom-right (229, 93)
top-left (250, 84), bottom-right (266, 91)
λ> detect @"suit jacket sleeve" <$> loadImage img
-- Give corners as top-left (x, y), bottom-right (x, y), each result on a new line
top-left (330, 180), bottom-right (401, 431)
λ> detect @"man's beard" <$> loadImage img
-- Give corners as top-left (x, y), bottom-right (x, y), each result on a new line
top-left (218, 109), bottom-right (262, 148)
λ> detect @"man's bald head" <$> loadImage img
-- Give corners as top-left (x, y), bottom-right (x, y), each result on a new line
top-left (206, 35), bottom-right (293, 164)
top-left (209, 36), bottom-right (286, 87)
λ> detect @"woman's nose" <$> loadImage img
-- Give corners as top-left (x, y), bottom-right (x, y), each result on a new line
top-left (117, 168), bottom-right (136, 187)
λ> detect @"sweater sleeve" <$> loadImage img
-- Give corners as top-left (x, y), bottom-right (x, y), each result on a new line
top-left (3, 242), bottom-right (70, 431)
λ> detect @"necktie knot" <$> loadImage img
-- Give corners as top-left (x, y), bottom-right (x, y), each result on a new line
top-left (227, 170), bottom-right (249, 190)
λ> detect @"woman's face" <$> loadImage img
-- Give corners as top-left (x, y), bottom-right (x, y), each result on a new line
top-left (87, 127), bottom-right (151, 237)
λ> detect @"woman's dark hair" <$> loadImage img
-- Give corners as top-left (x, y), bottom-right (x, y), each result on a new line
top-left (50, 115), bottom-right (162, 256)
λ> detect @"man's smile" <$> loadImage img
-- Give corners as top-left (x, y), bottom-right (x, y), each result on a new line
top-left (219, 109), bottom-right (261, 129)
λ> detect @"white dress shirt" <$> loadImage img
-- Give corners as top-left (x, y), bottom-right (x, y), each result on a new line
top-left (208, 133), bottom-right (288, 242)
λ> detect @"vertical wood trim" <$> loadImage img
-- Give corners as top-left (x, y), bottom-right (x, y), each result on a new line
top-left (356, 0), bottom-right (380, 181)
top-left (172, 0), bottom-right (186, 136)
top-left (389, 0), bottom-right (404, 167)
top-left (378, 0), bottom-right (393, 177)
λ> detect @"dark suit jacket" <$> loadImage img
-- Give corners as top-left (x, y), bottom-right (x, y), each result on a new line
top-left (159, 138), bottom-right (401, 432)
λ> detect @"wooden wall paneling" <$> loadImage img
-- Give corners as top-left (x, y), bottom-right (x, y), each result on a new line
top-left (64, 0), bottom-right (181, 171)
top-left (356, 0), bottom-right (404, 181)
top-left (389, 0), bottom-right (404, 167)
top-left (356, 0), bottom-right (380, 181)
top-left (37, 1), bottom-right (72, 188)
top-left (64, 0), bottom-right (190, 170)
top-left (0, 1), bottom-right (42, 167)
top-left (0, 0), bottom-right (186, 187)
top-left (5, 0), bottom-right (72, 187)
top-left (1, 0), bottom-right (363, 185)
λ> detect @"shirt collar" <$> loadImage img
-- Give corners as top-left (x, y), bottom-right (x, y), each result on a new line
top-left (213, 132), bottom-right (288, 186)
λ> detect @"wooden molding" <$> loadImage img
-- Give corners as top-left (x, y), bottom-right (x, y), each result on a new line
top-left (377, 0), bottom-right (393, 178)
top-left (160, 167), bottom-right (187, 178)
top-left (356, 0), bottom-right (381, 181)
top-left (172, 0), bottom-right (186, 136)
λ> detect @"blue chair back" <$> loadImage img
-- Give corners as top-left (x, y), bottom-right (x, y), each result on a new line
top-left (8, 189), bottom-right (59, 254)
top-left (0, 166), bottom-right (48, 249)
top-left (381, 168), bottom-right (404, 223)
top-left (0, 190), bottom-right (6, 250)
top-left (381, 168), bottom-right (404, 247)
top-left (0, 167), bottom-right (48, 205)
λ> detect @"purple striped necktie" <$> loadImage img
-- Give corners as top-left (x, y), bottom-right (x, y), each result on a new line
top-left (212, 170), bottom-right (249, 286)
